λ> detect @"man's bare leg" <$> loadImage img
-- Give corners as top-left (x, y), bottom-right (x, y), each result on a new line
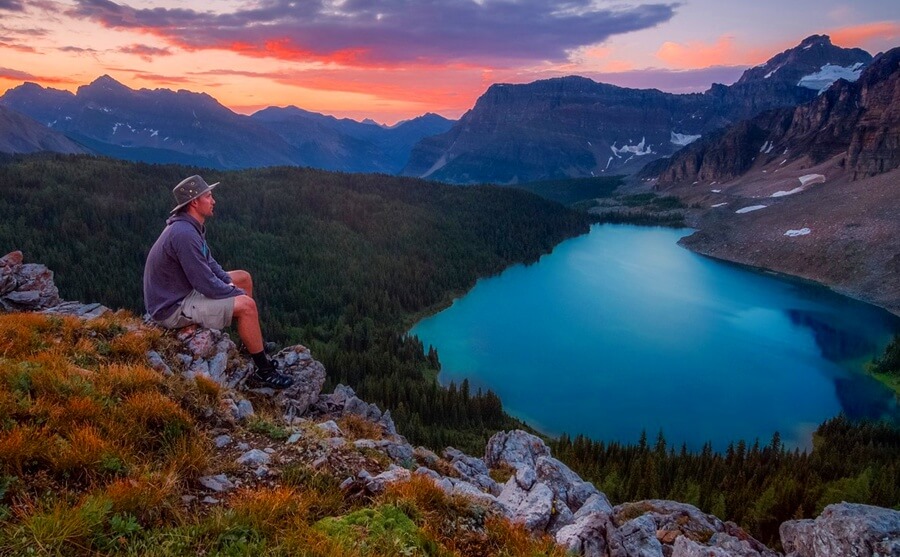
top-left (233, 294), bottom-right (263, 353)
top-left (228, 270), bottom-right (253, 298)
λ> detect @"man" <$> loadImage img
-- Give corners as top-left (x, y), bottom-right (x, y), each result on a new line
top-left (143, 174), bottom-right (293, 389)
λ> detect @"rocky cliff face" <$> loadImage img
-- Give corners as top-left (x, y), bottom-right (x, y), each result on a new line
top-left (653, 47), bottom-right (900, 187)
top-left (5, 251), bottom-right (899, 556)
top-left (403, 35), bottom-right (870, 184)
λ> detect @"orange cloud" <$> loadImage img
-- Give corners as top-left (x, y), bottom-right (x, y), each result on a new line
top-left (828, 21), bottom-right (900, 50)
top-left (655, 36), bottom-right (773, 69)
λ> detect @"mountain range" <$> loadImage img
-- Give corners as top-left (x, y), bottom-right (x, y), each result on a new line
top-left (0, 34), bottom-right (884, 185)
top-left (401, 35), bottom-right (873, 184)
top-left (0, 77), bottom-right (453, 172)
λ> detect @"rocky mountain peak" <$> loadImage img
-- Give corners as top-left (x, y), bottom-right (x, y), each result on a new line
top-left (78, 74), bottom-right (132, 95)
top-left (736, 34), bottom-right (872, 89)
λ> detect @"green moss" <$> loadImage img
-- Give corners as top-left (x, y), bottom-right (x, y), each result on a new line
top-left (314, 505), bottom-right (440, 556)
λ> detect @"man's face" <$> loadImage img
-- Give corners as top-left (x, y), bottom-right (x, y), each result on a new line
top-left (193, 191), bottom-right (215, 218)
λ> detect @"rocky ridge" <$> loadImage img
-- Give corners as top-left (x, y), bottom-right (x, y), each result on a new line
top-left (652, 46), bottom-right (900, 186)
top-left (3, 250), bottom-right (899, 557)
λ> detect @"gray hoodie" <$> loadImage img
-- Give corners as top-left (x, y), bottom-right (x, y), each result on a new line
top-left (143, 213), bottom-right (245, 322)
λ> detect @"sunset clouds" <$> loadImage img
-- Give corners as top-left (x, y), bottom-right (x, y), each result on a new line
top-left (67, 0), bottom-right (678, 66)
top-left (0, 0), bottom-right (897, 123)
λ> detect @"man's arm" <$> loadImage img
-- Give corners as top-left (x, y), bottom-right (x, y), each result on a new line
top-left (173, 229), bottom-right (245, 299)
top-left (208, 255), bottom-right (232, 285)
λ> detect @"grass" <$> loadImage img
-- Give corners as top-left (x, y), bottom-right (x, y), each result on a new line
top-left (0, 312), bottom-right (566, 556)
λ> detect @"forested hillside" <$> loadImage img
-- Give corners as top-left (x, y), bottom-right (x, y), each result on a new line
top-left (0, 154), bottom-right (592, 452)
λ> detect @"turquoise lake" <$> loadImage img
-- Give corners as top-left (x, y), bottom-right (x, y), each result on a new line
top-left (410, 224), bottom-right (900, 451)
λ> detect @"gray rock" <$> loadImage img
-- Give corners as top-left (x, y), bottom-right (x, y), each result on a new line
top-left (673, 533), bottom-right (774, 557)
top-left (208, 351), bottom-right (229, 381)
top-left (484, 430), bottom-right (552, 471)
top-left (263, 447), bottom-right (276, 454)
top-left (608, 514), bottom-right (665, 557)
top-left (237, 442), bottom-right (250, 451)
top-left (575, 493), bottom-right (615, 520)
top-left (365, 467), bottom-right (412, 494)
top-left (512, 482), bottom-right (555, 533)
top-left (414, 467), bottom-right (441, 481)
top-left (556, 511), bottom-right (612, 557)
top-left (235, 399), bottom-right (254, 420)
top-left (516, 465), bottom-right (537, 490)
top-left (317, 420), bottom-right (342, 436)
top-left (378, 440), bottom-right (415, 466)
top-left (272, 345), bottom-right (327, 416)
top-left (187, 328), bottom-right (219, 359)
top-left (286, 433), bottom-right (302, 444)
top-left (0, 253), bottom-right (60, 311)
top-left (198, 474), bottom-right (235, 493)
top-left (255, 466), bottom-right (269, 478)
top-left (181, 495), bottom-right (197, 504)
top-left (414, 446), bottom-right (441, 468)
top-left (41, 301), bottom-right (110, 320)
top-left (187, 359), bottom-right (210, 379)
top-left (201, 496), bottom-right (220, 505)
top-left (146, 350), bottom-right (173, 376)
top-left (535, 455), bottom-right (600, 513)
top-left (324, 437), bottom-right (346, 449)
top-left (213, 435), bottom-right (232, 448)
top-left (780, 503), bottom-right (900, 557)
top-left (236, 449), bottom-right (270, 466)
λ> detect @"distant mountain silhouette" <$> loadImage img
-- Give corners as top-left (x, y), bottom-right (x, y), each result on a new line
top-left (251, 107), bottom-right (453, 173)
top-left (0, 76), bottom-right (453, 172)
top-left (402, 35), bottom-right (873, 184)
top-left (0, 104), bottom-right (86, 155)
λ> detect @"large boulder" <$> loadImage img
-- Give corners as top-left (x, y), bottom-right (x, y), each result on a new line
top-left (486, 430), bottom-right (610, 535)
top-left (0, 251), bottom-right (60, 311)
top-left (780, 503), bottom-right (900, 557)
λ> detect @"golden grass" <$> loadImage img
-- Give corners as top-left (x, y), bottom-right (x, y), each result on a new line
top-left (104, 470), bottom-right (181, 523)
top-left (0, 312), bottom-right (569, 557)
top-left (0, 425), bottom-right (54, 476)
top-left (338, 413), bottom-right (384, 441)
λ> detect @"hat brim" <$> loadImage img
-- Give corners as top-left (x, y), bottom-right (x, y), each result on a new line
top-left (170, 182), bottom-right (219, 213)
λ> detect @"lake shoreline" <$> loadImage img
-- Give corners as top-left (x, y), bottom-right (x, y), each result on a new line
top-left (411, 223), bottom-right (900, 451)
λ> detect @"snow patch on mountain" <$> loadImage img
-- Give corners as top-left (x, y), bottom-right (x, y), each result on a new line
top-left (759, 141), bottom-right (775, 154)
top-left (784, 228), bottom-right (811, 237)
top-left (610, 137), bottom-right (652, 158)
top-left (799, 173), bottom-right (826, 186)
top-left (670, 132), bottom-right (701, 146)
top-left (736, 205), bottom-right (767, 214)
top-left (797, 63), bottom-right (865, 93)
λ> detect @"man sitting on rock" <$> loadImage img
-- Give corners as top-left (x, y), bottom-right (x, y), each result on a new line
top-left (143, 174), bottom-right (294, 389)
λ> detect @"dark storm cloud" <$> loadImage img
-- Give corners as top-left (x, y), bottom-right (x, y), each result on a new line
top-left (68, 0), bottom-right (679, 65)
top-left (0, 0), bottom-right (25, 12)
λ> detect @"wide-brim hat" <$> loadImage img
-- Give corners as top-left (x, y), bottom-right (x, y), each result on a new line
top-left (171, 174), bottom-right (219, 213)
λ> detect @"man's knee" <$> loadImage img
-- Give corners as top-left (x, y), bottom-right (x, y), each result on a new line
top-left (233, 294), bottom-right (257, 317)
top-left (228, 270), bottom-right (252, 291)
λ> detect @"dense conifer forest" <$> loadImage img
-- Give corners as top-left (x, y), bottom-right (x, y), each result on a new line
top-left (1, 154), bottom-right (898, 546)
top-left (0, 154), bottom-right (590, 452)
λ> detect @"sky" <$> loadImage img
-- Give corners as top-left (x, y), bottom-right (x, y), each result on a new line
top-left (0, 1), bottom-right (897, 124)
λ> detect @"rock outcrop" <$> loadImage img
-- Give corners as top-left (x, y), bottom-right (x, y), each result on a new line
top-left (780, 503), bottom-right (900, 557)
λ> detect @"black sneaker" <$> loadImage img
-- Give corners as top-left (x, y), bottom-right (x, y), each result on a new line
top-left (246, 365), bottom-right (294, 389)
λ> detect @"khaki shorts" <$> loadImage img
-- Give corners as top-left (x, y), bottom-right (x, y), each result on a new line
top-left (158, 290), bottom-right (235, 330)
